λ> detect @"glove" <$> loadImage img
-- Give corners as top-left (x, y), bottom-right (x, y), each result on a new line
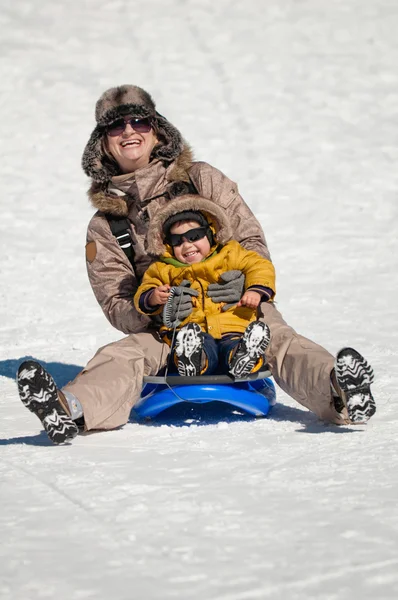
top-left (162, 280), bottom-right (199, 328)
top-left (207, 270), bottom-right (245, 311)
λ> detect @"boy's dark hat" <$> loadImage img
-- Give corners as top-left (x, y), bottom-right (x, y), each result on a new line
top-left (162, 210), bottom-right (209, 238)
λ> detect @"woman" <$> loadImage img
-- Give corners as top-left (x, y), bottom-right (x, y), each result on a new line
top-left (17, 85), bottom-right (375, 444)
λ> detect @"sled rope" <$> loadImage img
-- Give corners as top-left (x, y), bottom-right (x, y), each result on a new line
top-left (159, 288), bottom-right (188, 403)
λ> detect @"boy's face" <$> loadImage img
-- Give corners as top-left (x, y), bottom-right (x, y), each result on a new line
top-left (169, 220), bottom-right (211, 264)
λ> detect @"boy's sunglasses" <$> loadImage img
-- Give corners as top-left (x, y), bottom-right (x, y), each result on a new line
top-left (105, 117), bottom-right (152, 137)
top-left (167, 227), bottom-right (209, 247)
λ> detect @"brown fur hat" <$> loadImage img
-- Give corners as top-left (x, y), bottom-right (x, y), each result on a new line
top-left (146, 195), bottom-right (233, 256)
top-left (95, 85), bottom-right (156, 124)
top-left (82, 85), bottom-right (186, 183)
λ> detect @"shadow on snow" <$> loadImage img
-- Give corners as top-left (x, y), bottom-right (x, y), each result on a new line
top-left (0, 357), bottom-right (361, 445)
top-left (0, 356), bottom-right (82, 389)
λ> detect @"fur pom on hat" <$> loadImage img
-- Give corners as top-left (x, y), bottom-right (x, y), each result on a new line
top-left (146, 195), bottom-right (233, 256)
top-left (82, 85), bottom-right (186, 183)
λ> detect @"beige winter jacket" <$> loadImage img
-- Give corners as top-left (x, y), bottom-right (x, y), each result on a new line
top-left (85, 147), bottom-right (272, 335)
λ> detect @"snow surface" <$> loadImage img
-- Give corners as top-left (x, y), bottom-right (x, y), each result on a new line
top-left (1, 0), bottom-right (398, 598)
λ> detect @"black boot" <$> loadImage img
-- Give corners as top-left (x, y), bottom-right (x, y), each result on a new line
top-left (175, 323), bottom-right (204, 376)
top-left (334, 347), bottom-right (376, 423)
top-left (229, 321), bottom-right (271, 378)
top-left (17, 360), bottom-right (79, 444)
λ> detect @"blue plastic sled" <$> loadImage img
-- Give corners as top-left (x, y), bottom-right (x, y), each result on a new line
top-left (134, 368), bottom-right (276, 419)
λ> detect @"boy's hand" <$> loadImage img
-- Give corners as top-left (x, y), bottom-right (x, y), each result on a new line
top-left (148, 285), bottom-right (171, 306)
top-left (237, 290), bottom-right (262, 309)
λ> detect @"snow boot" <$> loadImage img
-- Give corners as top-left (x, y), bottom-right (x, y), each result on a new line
top-left (334, 347), bottom-right (376, 423)
top-left (175, 323), bottom-right (204, 377)
top-left (229, 321), bottom-right (271, 378)
top-left (17, 360), bottom-right (79, 444)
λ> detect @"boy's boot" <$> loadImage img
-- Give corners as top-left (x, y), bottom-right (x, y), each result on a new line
top-left (17, 360), bottom-right (79, 444)
top-left (229, 321), bottom-right (271, 378)
top-left (175, 323), bottom-right (204, 376)
top-left (333, 347), bottom-right (376, 423)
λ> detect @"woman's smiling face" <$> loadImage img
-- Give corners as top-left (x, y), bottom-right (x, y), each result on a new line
top-left (170, 220), bottom-right (211, 264)
top-left (105, 116), bottom-right (158, 173)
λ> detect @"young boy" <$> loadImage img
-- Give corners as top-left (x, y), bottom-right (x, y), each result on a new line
top-left (134, 195), bottom-right (276, 378)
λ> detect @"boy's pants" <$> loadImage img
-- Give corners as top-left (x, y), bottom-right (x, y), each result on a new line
top-left (63, 302), bottom-right (348, 431)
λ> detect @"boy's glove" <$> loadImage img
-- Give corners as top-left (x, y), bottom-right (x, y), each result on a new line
top-left (162, 280), bottom-right (199, 328)
top-left (207, 270), bottom-right (245, 311)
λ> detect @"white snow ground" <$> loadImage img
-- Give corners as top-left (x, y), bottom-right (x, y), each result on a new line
top-left (1, 0), bottom-right (398, 598)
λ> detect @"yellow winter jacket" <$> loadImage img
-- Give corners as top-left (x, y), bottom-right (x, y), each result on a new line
top-left (134, 240), bottom-right (276, 340)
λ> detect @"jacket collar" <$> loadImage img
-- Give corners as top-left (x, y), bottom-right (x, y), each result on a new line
top-left (87, 145), bottom-right (194, 217)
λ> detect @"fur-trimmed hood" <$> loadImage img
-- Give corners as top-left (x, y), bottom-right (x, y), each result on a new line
top-left (82, 85), bottom-right (190, 184)
top-left (146, 195), bottom-right (233, 256)
top-left (87, 145), bottom-right (195, 217)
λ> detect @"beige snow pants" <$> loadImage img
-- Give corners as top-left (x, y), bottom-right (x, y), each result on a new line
top-left (63, 302), bottom-right (345, 431)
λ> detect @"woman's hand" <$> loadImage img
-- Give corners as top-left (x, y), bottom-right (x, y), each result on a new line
top-left (237, 290), bottom-right (261, 309)
top-left (148, 285), bottom-right (171, 306)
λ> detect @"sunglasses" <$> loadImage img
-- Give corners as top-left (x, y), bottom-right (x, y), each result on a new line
top-left (167, 227), bottom-right (209, 247)
top-left (105, 117), bottom-right (152, 137)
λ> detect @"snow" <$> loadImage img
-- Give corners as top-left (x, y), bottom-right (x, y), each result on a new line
top-left (1, 0), bottom-right (398, 598)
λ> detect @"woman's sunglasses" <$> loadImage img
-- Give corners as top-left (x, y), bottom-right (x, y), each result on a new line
top-left (105, 117), bottom-right (152, 137)
top-left (167, 227), bottom-right (209, 247)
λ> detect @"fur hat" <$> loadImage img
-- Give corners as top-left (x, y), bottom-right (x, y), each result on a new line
top-left (94, 85), bottom-right (156, 124)
top-left (146, 195), bottom-right (233, 256)
top-left (82, 85), bottom-right (185, 183)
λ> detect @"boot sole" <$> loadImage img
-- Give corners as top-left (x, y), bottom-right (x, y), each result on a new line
top-left (17, 360), bottom-right (79, 444)
top-left (175, 323), bottom-right (204, 377)
top-left (335, 347), bottom-right (376, 423)
top-left (229, 321), bottom-right (271, 379)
